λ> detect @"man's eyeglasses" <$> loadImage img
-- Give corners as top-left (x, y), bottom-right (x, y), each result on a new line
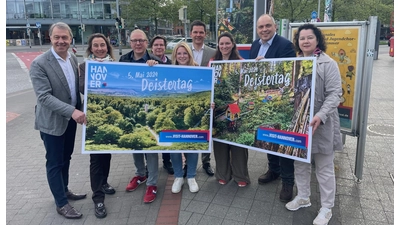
top-left (130, 39), bottom-right (147, 43)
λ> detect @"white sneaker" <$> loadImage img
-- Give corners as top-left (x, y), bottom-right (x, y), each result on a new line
top-left (172, 178), bottom-right (184, 193)
top-left (313, 207), bottom-right (332, 225)
top-left (187, 178), bottom-right (199, 193)
top-left (285, 195), bottom-right (311, 211)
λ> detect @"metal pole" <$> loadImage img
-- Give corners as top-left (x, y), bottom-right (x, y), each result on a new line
top-left (117, 0), bottom-right (122, 55)
top-left (38, 27), bottom-right (42, 51)
top-left (184, 7), bottom-right (187, 39)
top-left (79, 1), bottom-right (84, 50)
top-left (317, 0), bottom-right (321, 19)
top-left (215, 0), bottom-right (218, 41)
top-left (354, 16), bottom-right (377, 181)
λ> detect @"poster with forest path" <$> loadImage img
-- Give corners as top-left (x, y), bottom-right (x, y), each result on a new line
top-left (210, 58), bottom-right (316, 163)
top-left (81, 61), bottom-right (214, 154)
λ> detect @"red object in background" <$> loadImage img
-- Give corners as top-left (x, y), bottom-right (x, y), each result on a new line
top-left (389, 37), bottom-right (394, 57)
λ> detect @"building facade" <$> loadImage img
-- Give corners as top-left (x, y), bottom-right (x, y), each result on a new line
top-left (6, 0), bottom-right (173, 46)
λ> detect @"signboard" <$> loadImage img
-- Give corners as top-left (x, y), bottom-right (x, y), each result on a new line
top-left (210, 58), bottom-right (317, 163)
top-left (289, 23), bottom-right (365, 134)
top-left (82, 61), bottom-right (215, 154)
top-left (36, 22), bottom-right (41, 28)
top-left (311, 11), bottom-right (317, 19)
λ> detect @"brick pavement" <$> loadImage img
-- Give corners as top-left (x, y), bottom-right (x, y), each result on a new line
top-left (6, 45), bottom-right (394, 225)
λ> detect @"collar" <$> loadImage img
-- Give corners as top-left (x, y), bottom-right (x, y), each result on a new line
top-left (130, 50), bottom-right (149, 61)
top-left (192, 44), bottom-right (204, 51)
top-left (258, 33), bottom-right (276, 46)
top-left (51, 47), bottom-right (71, 61)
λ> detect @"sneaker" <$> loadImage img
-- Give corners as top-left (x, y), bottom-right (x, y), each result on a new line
top-left (218, 179), bottom-right (227, 185)
top-left (237, 181), bottom-right (247, 187)
top-left (279, 183), bottom-right (294, 202)
top-left (126, 176), bottom-right (147, 191)
top-left (187, 178), bottom-right (199, 193)
top-left (172, 177), bottom-right (184, 193)
top-left (285, 195), bottom-right (311, 211)
top-left (102, 183), bottom-right (116, 195)
top-left (143, 186), bottom-right (157, 203)
top-left (313, 207), bottom-right (332, 225)
top-left (94, 202), bottom-right (107, 218)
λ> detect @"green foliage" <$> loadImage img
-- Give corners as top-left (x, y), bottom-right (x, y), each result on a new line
top-left (93, 124), bottom-right (123, 144)
top-left (118, 130), bottom-right (157, 149)
top-left (235, 132), bottom-right (254, 146)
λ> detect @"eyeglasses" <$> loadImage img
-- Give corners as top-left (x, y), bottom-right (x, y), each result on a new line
top-left (130, 39), bottom-right (147, 43)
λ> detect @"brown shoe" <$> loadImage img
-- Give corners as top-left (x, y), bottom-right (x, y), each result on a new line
top-left (66, 190), bottom-right (87, 200)
top-left (258, 170), bottom-right (280, 184)
top-left (279, 183), bottom-right (294, 202)
top-left (56, 203), bottom-right (83, 219)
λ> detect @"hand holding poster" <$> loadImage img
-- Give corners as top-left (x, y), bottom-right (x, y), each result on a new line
top-left (82, 61), bottom-right (214, 154)
top-left (210, 58), bottom-right (316, 163)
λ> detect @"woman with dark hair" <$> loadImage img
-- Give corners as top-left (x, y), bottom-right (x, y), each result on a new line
top-left (78, 33), bottom-right (116, 219)
top-left (209, 32), bottom-right (250, 188)
top-left (285, 23), bottom-right (342, 225)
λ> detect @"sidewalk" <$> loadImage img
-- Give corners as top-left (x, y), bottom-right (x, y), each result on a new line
top-left (6, 46), bottom-right (394, 225)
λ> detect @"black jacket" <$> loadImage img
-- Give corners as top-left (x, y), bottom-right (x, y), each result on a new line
top-left (249, 34), bottom-right (296, 59)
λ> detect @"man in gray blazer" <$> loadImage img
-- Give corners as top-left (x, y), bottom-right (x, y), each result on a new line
top-left (189, 20), bottom-right (216, 176)
top-left (30, 22), bottom-right (87, 219)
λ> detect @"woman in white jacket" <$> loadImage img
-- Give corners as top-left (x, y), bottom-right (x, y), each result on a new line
top-left (285, 23), bottom-right (343, 225)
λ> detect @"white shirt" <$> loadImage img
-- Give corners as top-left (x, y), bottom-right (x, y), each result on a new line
top-left (257, 33), bottom-right (276, 57)
top-left (192, 44), bottom-right (204, 66)
top-left (51, 47), bottom-right (77, 107)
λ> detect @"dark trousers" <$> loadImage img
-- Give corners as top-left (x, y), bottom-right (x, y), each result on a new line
top-left (162, 153), bottom-right (170, 163)
top-left (201, 153), bottom-right (210, 165)
top-left (40, 119), bottom-right (77, 208)
top-left (268, 153), bottom-right (295, 186)
top-left (90, 153), bottom-right (111, 204)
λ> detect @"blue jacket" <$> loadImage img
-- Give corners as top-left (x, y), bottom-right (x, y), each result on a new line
top-left (249, 34), bottom-right (296, 59)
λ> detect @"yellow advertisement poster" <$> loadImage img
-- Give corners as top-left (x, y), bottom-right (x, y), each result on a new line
top-left (291, 26), bottom-right (360, 130)
top-left (322, 27), bottom-right (359, 130)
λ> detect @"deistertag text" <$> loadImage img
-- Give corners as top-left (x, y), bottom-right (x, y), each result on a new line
top-left (243, 72), bottom-right (291, 88)
top-left (89, 66), bottom-right (107, 87)
top-left (142, 78), bottom-right (193, 92)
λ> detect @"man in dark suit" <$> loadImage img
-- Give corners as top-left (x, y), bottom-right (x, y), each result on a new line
top-left (189, 20), bottom-right (216, 176)
top-left (249, 14), bottom-right (297, 203)
top-left (30, 22), bottom-right (87, 219)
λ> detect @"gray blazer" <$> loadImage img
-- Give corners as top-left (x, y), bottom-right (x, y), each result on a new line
top-left (30, 49), bottom-right (81, 136)
top-left (200, 45), bottom-right (216, 67)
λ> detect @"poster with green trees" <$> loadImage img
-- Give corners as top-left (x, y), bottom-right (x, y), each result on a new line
top-left (82, 61), bottom-right (214, 154)
top-left (210, 58), bottom-right (316, 163)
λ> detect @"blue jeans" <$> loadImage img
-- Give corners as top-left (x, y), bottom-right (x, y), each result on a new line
top-left (170, 153), bottom-right (198, 179)
top-left (268, 154), bottom-right (294, 186)
top-left (133, 153), bottom-right (159, 186)
top-left (40, 119), bottom-right (76, 208)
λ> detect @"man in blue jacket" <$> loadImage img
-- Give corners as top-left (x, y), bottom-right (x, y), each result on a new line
top-left (249, 14), bottom-right (296, 203)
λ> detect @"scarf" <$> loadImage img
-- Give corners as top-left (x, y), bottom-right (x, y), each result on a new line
top-left (299, 47), bottom-right (322, 57)
top-left (85, 54), bottom-right (114, 62)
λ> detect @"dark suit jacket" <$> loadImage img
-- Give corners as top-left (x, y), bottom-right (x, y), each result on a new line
top-left (249, 34), bottom-right (296, 59)
top-left (30, 50), bottom-right (81, 136)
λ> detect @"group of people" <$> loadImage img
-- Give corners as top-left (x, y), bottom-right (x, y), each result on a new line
top-left (30, 13), bottom-right (342, 225)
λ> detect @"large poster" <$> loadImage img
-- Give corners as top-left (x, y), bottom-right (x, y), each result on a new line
top-left (210, 58), bottom-right (316, 163)
top-left (81, 61), bottom-right (214, 154)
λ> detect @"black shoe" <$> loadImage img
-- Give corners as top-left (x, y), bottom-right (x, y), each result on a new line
top-left (183, 164), bottom-right (187, 178)
top-left (203, 163), bottom-right (214, 176)
top-left (279, 183), bottom-right (294, 202)
top-left (163, 161), bottom-right (174, 175)
top-left (258, 170), bottom-right (280, 184)
top-left (56, 203), bottom-right (83, 219)
top-left (94, 202), bottom-right (107, 218)
top-left (102, 183), bottom-right (116, 195)
top-left (66, 190), bottom-right (87, 200)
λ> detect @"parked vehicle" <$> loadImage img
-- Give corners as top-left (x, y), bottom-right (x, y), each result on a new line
top-left (166, 38), bottom-right (192, 50)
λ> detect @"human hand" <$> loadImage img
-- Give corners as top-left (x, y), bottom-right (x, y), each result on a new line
top-left (146, 60), bottom-right (159, 66)
top-left (72, 109), bottom-right (87, 125)
top-left (309, 115), bottom-right (321, 135)
top-left (255, 56), bottom-right (264, 61)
